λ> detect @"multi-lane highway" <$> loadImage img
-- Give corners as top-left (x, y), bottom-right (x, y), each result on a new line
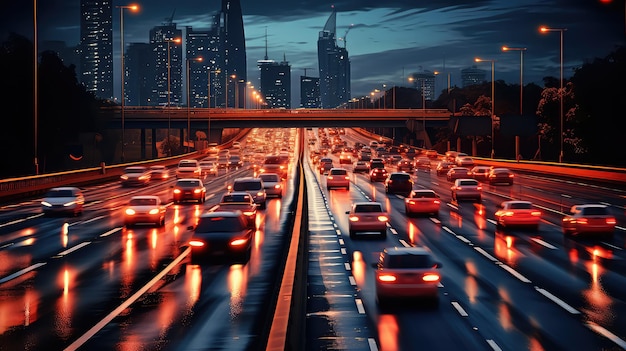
top-left (0, 127), bottom-right (624, 351)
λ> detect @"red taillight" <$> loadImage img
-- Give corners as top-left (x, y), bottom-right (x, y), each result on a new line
top-left (531, 211), bottom-right (542, 217)
top-left (377, 215), bottom-right (389, 222)
top-left (422, 273), bottom-right (440, 282)
top-left (230, 238), bottom-right (249, 247)
top-left (149, 208), bottom-right (159, 215)
top-left (433, 200), bottom-right (441, 205)
top-left (576, 218), bottom-right (588, 225)
top-left (274, 184), bottom-right (281, 189)
top-left (349, 215), bottom-right (359, 222)
top-left (125, 208), bottom-right (136, 215)
top-left (189, 240), bottom-right (204, 247)
top-left (378, 274), bottom-right (397, 282)
top-left (173, 189), bottom-right (181, 194)
top-left (344, 176), bottom-right (350, 180)
top-left (194, 189), bottom-right (202, 194)
top-left (606, 218), bottom-right (617, 225)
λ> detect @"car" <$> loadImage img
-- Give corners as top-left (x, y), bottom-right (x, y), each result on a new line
top-left (446, 167), bottom-right (472, 182)
top-left (453, 153), bottom-right (469, 165)
top-left (228, 155), bottom-right (243, 169)
top-left (405, 189), bottom-right (441, 217)
top-left (435, 161), bottom-right (454, 176)
top-left (199, 160), bottom-right (218, 176)
top-left (369, 160), bottom-right (385, 171)
top-left (326, 168), bottom-right (350, 190)
top-left (456, 156), bottom-right (475, 167)
top-left (494, 200), bottom-right (542, 230)
top-left (149, 165), bottom-right (169, 180)
top-left (172, 178), bottom-right (206, 203)
top-left (562, 204), bottom-right (616, 237)
top-left (346, 202), bottom-right (388, 238)
top-left (488, 167), bottom-right (515, 185)
top-left (318, 157), bottom-right (334, 175)
top-left (445, 151), bottom-right (459, 162)
top-left (258, 172), bottom-right (283, 198)
top-left (211, 192), bottom-right (258, 228)
top-left (372, 246), bottom-right (442, 304)
top-left (124, 195), bottom-right (166, 227)
top-left (176, 159), bottom-right (202, 179)
top-left (41, 187), bottom-right (85, 216)
top-left (188, 211), bottom-right (254, 263)
top-left (369, 168), bottom-right (389, 182)
top-left (384, 172), bottom-right (413, 195)
top-left (352, 160), bottom-right (370, 173)
top-left (471, 166), bottom-right (491, 181)
top-left (414, 157), bottom-right (431, 171)
top-left (339, 152), bottom-right (352, 164)
top-left (217, 156), bottom-right (230, 169)
top-left (425, 149), bottom-right (439, 159)
top-left (120, 166), bottom-right (151, 186)
top-left (396, 159), bottom-right (413, 172)
top-left (230, 177), bottom-right (267, 209)
top-left (451, 178), bottom-right (482, 202)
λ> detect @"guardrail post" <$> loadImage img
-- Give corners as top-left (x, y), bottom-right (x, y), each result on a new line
top-left (100, 162), bottom-right (106, 174)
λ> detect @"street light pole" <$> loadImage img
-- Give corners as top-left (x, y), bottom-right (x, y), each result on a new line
top-left (475, 58), bottom-right (496, 158)
top-left (502, 46), bottom-right (527, 115)
top-left (33, 0), bottom-right (39, 174)
top-left (116, 4), bottom-right (139, 163)
top-left (187, 57), bottom-right (203, 152)
top-left (207, 69), bottom-right (220, 143)
top-left (164, 37), bottom-right (180, 156)
top-left (540, 26), bottom-right (567, 162)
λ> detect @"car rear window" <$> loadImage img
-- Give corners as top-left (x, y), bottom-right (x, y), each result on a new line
top-left (582, 207), bottom-right (608, 215)
top-left (46, 189), bottom-right (75, 197)
top-left (509, 202), bottom-right (532, 209)
top-left (330, 169), bottom-right (347, 175)
top-left (385, 254), bottom-right (433, 269)
top-left (413, 192), bottom-right (436, 198)
top-left (222, 194), bottom-right (252, 202)
top-left (234, 181), bottom-right (262, 191)
top-left (177, 180), bottom-right (201, 186)
top-left (196, 216), bottom-right (244, 232)
top-left (459, 180), bottom-right (478, 186)
top-left (259, 174), bottom-right (279, 182)
top-left (354, 204), bottom-right (383, 213)
top-left (390, 174), bottom-right (410, 180)
top-left (129, 198), bottom-right (158, 206)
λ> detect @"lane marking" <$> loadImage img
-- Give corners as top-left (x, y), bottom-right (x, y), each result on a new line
top-left (602, 242), bottom-right (623, 251)
top-left (451, 301), bottom-right (469, 317)
top-left (535, 287), bottom-right (580, 314)
top-left (474, 247), bottom-right (499, 262)
top-left (442, 226), bottom-right (455, 235)
top-left (0, 262), bottom-right (47, 284)
top-left (55, 241), bottom-right (92, 258)
top-left (344, 262), bottom-right (351, 271)
top-left (368, 338), bottom-right (379, 351)
top-left (348, 276), bottom-right (356, 286)
top-left (430, 218), bottom-right (441, 224)
top-left (499, 264), bottom-right (532, 283)
top-left (585, 321), bottom-right (626, 350)
top-left (100, 227), bottom-right (122, 238)
top-left (355, 299), bottom-right (365, 314)
top-left (82, 215), bottom-right (107, 225)
top-left (530, 238), bottom-right (557, 250)
top-left (0, 213), bottom-right (45, 228)
top-left (456, 235), bottom-right (472, 245)
top-left (340, 248), bottom-right (347, 255)
top-left (399, 239), bottom-right (410, 247)
top-left (389, 228), bottom-right (398, 235)
top-left (486, 339), bottom-right (503, 351)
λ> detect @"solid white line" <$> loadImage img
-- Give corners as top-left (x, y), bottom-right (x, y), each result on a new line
top-left (100, 227), bottom-right (122, 238)
top-left (355, 299), bottom-right (365, 314)
top-left (368, 338), bottom-right (379, 351)
top-left (486, 339), bottom-right (503, 351)
top-left (451, 301), bottom-right (469, 317)
top-left (344, 262), bottom-right (351, 271)
top-left (499, 264), bottom-right (532, 283)
top-left (0, 213), bottom-right (44, 228)
top-left (535, 287), bottom-right (580, 314)
top-left (615, 225), bottom-right (626, 232)
top-left (64, 247), bottom-right (190, 351)
top-left (530, 238), bottom-right (557, 250)
top-left (399, 239), bottom-right (410, 247)
top-left (81, 215), bottom-right (107, 224)
top-left (486, 219), bottom-right (497, 225)
top-left (602, 242), bottom-right (623, 251)
top-left (474, 247), bottom-right (499, 262)
top-left (585, 321), bottom-right (626, 349)
top-left (0, 262), bottom-right (47, 284)
top-left (56, 242), bottom-right (92, 257)
top-left (456, 235), bottom-right (472, 244)
top-left (442, 226), bottom-right (455, 235)
top-left (348, 276), bottom-right (356, 286)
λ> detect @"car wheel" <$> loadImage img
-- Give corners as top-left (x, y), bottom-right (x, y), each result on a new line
top-left (327, 186), bottom-right (331, 190)
top-left (346, 186), bottom-right (350, 190)
top-left (405, 207), bottom-right (413, 217)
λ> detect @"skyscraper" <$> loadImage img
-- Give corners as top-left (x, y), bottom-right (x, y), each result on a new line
top-left (258, 54), bottom-right (291, 109)
top-left (317, 8), bottom-right (350, 108)
top-left (187, 22), bottom-right (220, 108)
top-left (409, 70), bottom-right (437, 101)
top-left (461, 65), bottom-right (487, 87)
top-left (300, 76), bottom-right (320, 108)
top-left (149, 22), bottom-right (183, 106)
top-left (219, 0), bottom-right (247, 108)
top-left (79, 0), bottom-right (113, 100)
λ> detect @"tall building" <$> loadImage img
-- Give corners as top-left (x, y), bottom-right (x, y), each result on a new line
top-left (125, 43), bottom-right (152, 106)
top-left (79, 0), bottom-right (113, 100)
top-left (219, 0), bottom-right (247, 108)
top-left (300, 76), bottom-right (320, 108)
top-left (186, 22), bottom-right (220, 108)
top-left (317, 9), bottom-right (351, 108)
top-left (409, 70), bottom-right (437, 102)
top-left (149, 22), bottom-right (183, 106)
top-left (461, 65), bottom-right (487, 87)
top-left (258, 54), bottom-right (291, 109)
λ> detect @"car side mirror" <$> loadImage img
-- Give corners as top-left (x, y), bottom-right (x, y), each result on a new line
top-left (345, 211), bottom-right (350, 214)
top-left (187, 225), bottom-right (194, 231)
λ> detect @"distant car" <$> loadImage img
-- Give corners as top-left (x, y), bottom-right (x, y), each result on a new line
top-left (258, 172), bottom-right (283, 198)
top-left (124, 195), bottom-right (166, 227)
top-left (261, 155), bottom-right (288, 179)
top-left (172, 178), bottom-right (206, 203)
top-left (372, 246), bottom-right (442, 305)
top-left (327, 168), bottom-right (350, 190)
top-left (425, 150), bottom-right (439, 159)
top-left (562, 204), bottom-right (616, 237)
top-left (384, 172), bottom-right (413, 195)
top-left (405, 189), bottom-right (441, 217)
top-left (120, 166), bottom-right (151, 186)
top-left (41, 187), bottom-right (84, 216)
top-left (446, 167), bottom-right (472, 182)
top-left (230, 177), bottom-right (267, 209)
top-left (339, 152), bottom-right (352, 164)
top-left (353, 161), bottom-right (370, 173)
top-left (396, 159), bottom-right (413, 172)
top-left (176, 159), bottom-right (202, 179)
top-left (217, 156), bottom-right (230, 169)
top-left (495, 200), bottom-right (541, 230)
top-left (451, 178), bottom-right (482, 202)
top-left (346, 202), bottom-right (388, 238)
top-left (149, 165), bottom-right (169, 180)
top-left (471, 166), bottom-right (491, 181)
top-left (189, 211), bottom-right (254, 263)
top-left (199, 161), bottom-right (218, 176)
top-left (435, 161), bottom-right (454, 176)
top-left (212, 192), bottom-right (258, 228)
top-left (369, 168), bottom-right (389, 182)
top-left (414, 157), bottom-right (431, 171)
top-left (488, 168), bottom-right (515, 185)
top-left (456, 156), bottom-right (475, 167)
top-left (318, 157), bottom-right (334, 175)
top-left (228, 155), bottom-right (243, 169)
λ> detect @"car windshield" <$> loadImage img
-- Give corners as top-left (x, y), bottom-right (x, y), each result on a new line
top-left (509, 202), bottom-right (532, 209)
top-left (385, 254), bottom-right (433, 269)
top-left (413, 192), bottom-right (436, 198)
top-left (222, 194), bottom-right (252, 202)
top-left (330, 170), bottom-right (347, 175)
top-left (264, 156), bottom-right (282, 164)
top-left (354, 204), bottom-right (383, 213)
top-left (179, 162), bottom-right (196, 167)
top-left (259, 174), bottom-right (279, 182)
top-left (176, 180), bottom-right (200, 187)
top-left (234, 182), bottom-right (262, 191)
top-left (129, 198), bottom-right (158, 206)
top-left (196, 216), bottom-right (243, 232)
top-left (582, 207), bottom-right (608, 215)
top-left (46, 189), bottom-right (74, 197)
top-left (459, 180), bottom-right (478, 186)
top-left (126, 168), bottom-right (145, 173)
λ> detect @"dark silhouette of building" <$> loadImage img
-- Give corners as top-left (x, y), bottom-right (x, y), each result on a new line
top-left (461, 65), bottom-right (487, 87)
top-left (125, 43), bottom-right (152, 106)
top-left (300, 76), bottom-right (320, 108)
top-left (409, 69), bottom-right (437, 102)
top-left (258, 55), bottom-right (291, 109)
top-left (148, 22), bottom-right (183, 106)
top-left (317, 8), bottom-right (350, 108)
top-left (186, 21), bottom-right (220, 108)
top-left (219, 0), bottom-right (247, 108)
top-left (79, 0), bottom-right (113, 100)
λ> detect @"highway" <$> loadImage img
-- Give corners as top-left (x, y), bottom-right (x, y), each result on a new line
top-left (0, 128), bottom-right (625, 351)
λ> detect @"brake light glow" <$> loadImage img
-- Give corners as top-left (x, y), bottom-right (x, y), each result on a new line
top-left (173, 189), bottom-right (182, 194)
top-left (230, 238), bottom-right (249, 247)
top-left (606, 218), bottom-right (617, 225)
top-left (149, 208), bottom-right (160, 215)
top-left (422, 274), bottom-right (440, 282)
top-left (378, 274), bottom-right (397, 282)
top-left (189, 240), bottom-right (205, 247)
top-left (349, 216), bottom-right (359, 222)
top-left (377, 215), bottom-right (389, 222)
top-left (125, 208), bottom-right (136, 215)
top-left (531, 210), bottom-right (542, 217)
top-left (194, 189), bottom-right (202, 194)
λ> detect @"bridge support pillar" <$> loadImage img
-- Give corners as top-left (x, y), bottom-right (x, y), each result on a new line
top-left (152, 128), bottom-right (158, 158)
top-left (209, 128), bottom-right (223, 144)
top-left (140, 128), bottom-right (146, 160)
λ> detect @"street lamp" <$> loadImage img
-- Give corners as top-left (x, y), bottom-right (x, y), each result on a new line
top-left (540, 26), bottom-right (567, 163)
top-left (475, 57), bottom-right (496, 159)
top-left (164, 37), bottom-right (181, 156)
top-left (207, 69), bottom-right (220, 144)
top-left (117, 3), bottom-right (139, 163)
top-left (34, 0), bottom-right (39, 174)
top-left (502, 46), bottom-right (527, 115)
top-left (187, 56), bottom-right (203, 152)
top-left (382, 84), bottom-right (387, 109)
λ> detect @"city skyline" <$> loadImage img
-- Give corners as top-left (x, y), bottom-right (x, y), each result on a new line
top-left (2, 0), bottom-right (624, 106)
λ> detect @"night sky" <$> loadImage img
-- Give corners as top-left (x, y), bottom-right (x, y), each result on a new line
top-left (2, 0), bottom-right (624, 105)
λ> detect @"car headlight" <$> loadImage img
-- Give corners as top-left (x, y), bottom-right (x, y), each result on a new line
top-left (41, 201), bottom-right (52, 207)
top-left (125, 208), bottom-right (136, 215)
top-left (149, 208), bottom-right (159, 215)
top-left (120, 175), bottom-right (129, 180)
top-left (63, 201), bottom-right (76, 207)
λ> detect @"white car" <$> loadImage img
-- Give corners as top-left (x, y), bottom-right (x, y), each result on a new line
top-left (346, 202), bottom-right (388, 238)
top-left (124, 195), bottom-right (166, 227)
top-left (41, 187), bottom-right (85, 216)
top-left (199, 161), bottom-right (218, 176)
top-left (326, 168), bottom-right (350, 190)
top-left (258, 173), bottom-right (283, 198)
top-left (120, 166), bottom-right (151, 186)
top-left (176, 159), bottom-right (202, 179)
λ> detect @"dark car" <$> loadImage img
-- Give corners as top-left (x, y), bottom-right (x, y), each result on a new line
top-left (369, 168), bottom-right (389, 182)
top-left (488, 167), bottom-right (515, 185)
top-left (384, 172), bottom-right (413, 195)
top-left (189, 211), bottom-right (254, 263)
top-left (562, 204), bottom-right (616, 237)
top-left (435, 161), bottom-right (454, 176)
top-left (120, 166), bottom-right (151, 187)
top-left (172, 178), bottom-right (206, 203)
top-left (396, 159), bottom-right (413, 172)
top-left (446, 167), bottom-right (472, 182)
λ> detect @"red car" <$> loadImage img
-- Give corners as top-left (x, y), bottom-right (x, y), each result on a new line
top-left (446, 167), bottom-right (472, 182)
top-left (369, 168), bottom-right (389, 182)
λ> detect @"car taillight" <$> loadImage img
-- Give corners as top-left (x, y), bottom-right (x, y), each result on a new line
top-left (422, 273), bottom-right (440, 282)
top-left (125, 208), bottom-right (136, 215)
top-left (328, 176), bottom-right (334, 180)
top-left (189, 240), bottom-right (204, 247)
top-left (433, 200), bottom-right (441, 204)
top-left (243, 211), bottom-right (255, 216)
top-left (274, 184), bottom-right (281, 189)
top-left (149, 208), bottom-right (159, 215)
top-left (606, 218), bottom-right (617, 225)
top-left (378, 274), bottom-right (397, 282)
top-left (194, 189), bottom-right (202, 194)
top-left (477, 185), bottom-right (482, 190)
top-left (377, 215), bottom-right (389, 222)
top-left (531, 211), bottom-right (541, 217)
top-left (349, 216), bottom-right (359, 222)
top-left (509, 174), bottom-right (515, 178)
top-left (256, 191), bottom-right (264, 196)
top-left (173, 189), bottom-right (181, 194)
top-left (575, 218), bottom-right (588, 225)
top-left (230, 238), bottom-right (249, 247)
top-left (344, 176), bottom-right (349, 180)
